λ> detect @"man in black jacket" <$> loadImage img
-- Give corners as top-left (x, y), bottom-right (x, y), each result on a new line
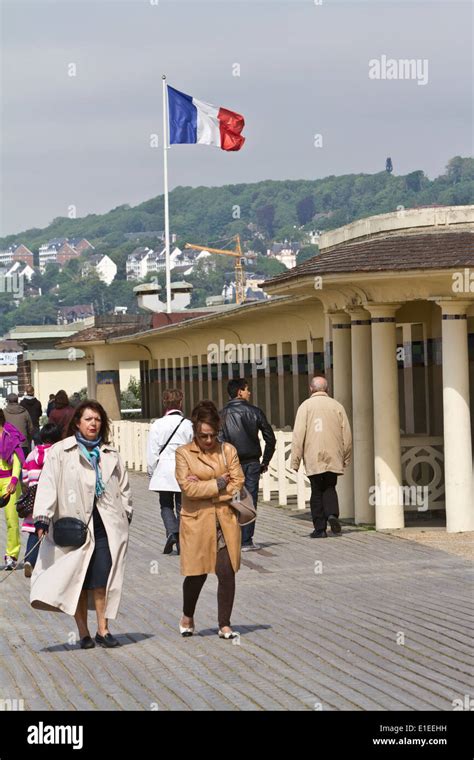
top-left (20, 385), bottom-right (42, 445)
top-left (220, 378), bottom-right (276, 551)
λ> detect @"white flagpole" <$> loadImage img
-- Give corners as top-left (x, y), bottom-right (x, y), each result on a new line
top-left (162, 74), bottom-right (172, 313)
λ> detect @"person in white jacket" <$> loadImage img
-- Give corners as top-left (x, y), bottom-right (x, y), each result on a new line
top-left (147, 389), bottom-right (193, 555)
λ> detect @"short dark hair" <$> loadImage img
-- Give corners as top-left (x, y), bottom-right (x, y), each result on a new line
top-left (227, 378), bottom-right (248, 399)
top-left (66, 400), bottom-right (110, 444)
top-left (39, 423), bottom-right (62, 445)
top-left (162, 388), bottom-right (183, 412)
top-left (191, 400), bottom-right (220, 436)
top-left (0, 410), bottom-right (5, 427)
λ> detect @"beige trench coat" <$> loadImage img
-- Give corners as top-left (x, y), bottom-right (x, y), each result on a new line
top-left (291, 391), bottom-right (352, 476)
top-left (30, 436), bottom-right (133, 619)
top-left (175, 441), bottom-right (245, 576)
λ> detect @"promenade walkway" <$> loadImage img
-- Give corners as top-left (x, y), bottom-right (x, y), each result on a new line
top-left (0, 472), bottom-right (472, 711)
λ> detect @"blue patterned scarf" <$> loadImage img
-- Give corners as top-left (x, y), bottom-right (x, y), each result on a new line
top-left (75, 433), bottom-right (105, 498)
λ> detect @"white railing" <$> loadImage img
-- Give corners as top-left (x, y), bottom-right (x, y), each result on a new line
top-left (400, 435), bottom-right (445, 510)
top-left (110, 422), bottom-right (445, 512)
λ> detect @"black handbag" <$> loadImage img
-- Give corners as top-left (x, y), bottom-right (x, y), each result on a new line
top-left (16, 484), bottom-right (38, 519)
top-left (53, 511), bottom-right (93, 548)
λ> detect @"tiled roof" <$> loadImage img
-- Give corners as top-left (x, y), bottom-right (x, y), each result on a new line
top-left (55, 315), bottom-right (153, 346)
top-left (263, 231), bottom-right (474, 287)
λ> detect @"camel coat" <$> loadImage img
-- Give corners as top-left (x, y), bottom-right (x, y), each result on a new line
top-left (291, 391), bottom-right (352, 476)
top-left (175, 441), bottom-right (245, 576)
top-left (30, 436), bottom-right (133, 619)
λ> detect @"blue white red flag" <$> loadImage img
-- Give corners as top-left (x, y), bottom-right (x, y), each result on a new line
top-left (167, 85), bottom-right (245, 151)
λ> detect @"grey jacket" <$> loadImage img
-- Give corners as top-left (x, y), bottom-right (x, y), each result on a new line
top-left (3, 403), bottom-right (34, 443)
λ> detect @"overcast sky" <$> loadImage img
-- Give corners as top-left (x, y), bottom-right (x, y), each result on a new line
top-left (1, 0), bottom-right (472, 236)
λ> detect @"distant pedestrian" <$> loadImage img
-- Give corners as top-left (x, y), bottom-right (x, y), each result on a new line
top-left (0, 410), bottom-right (24, 570)
top-left (175, 400), bottom-right (244, 639)
top-left (31, 400), bottom-right (133, 649)
top-left (21, 423), bottom-right (61, 578)
top-left (20, 385), bottom-right (42, 445)
top-left (48, 390), bottom-right (74, 437)
top-left (291, 376), bottom-right (352, 538)
top-left (4, 392), bottom-right (34, 458)
top-left (69, 392), bottom-right (81, 408)
top-left (220, 379), bottom-right (275, 551)
top-left (46, 394), bottom-right (55, 417)
top-left (147, 389), bottom-right (193, 555)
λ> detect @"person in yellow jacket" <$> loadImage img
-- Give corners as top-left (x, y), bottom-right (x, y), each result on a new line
top-left (0, 409), bottom-right (25, 569)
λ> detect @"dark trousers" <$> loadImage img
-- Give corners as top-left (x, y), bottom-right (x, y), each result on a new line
top-left (158, 491), bottom-right (181, 537)
top-left (240, 460), bottom-right (260, 545)
top-left (183, 546), bottom-right (235, 628)
top-left (309, 472), bottom-right (339, 532)
top-left (25, 532), bottom-right (40, 567)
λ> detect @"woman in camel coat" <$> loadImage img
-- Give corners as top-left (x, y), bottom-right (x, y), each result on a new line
top-left (175, 400), bottom-right (244, 640)
top-left (30, 400), bottom-right (132, 649)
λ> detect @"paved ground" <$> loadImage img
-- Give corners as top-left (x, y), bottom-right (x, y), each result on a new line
top-left (385, 526), bottom-right (474, 562)
top-left (0, 471), bottom-right (472, 711)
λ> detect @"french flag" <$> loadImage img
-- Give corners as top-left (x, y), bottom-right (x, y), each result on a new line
top-left (167, 85), bottom-right (245, 152)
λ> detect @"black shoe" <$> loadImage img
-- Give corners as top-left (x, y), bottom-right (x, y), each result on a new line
top-left (310, 530), bottom-right (327, 538)
top-left (95, 632), bottom-right (120, 648)
top-left (163, 533), bottom-right (176, 554)
top-left (79, 635), bottom-right (95, 649)
top-left (328, 515), bottom-right (342, 535)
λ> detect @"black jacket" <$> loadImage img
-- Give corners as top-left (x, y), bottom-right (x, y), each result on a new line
top-left (219, 399), bottom-right (276, 466)
top-left (20, 396), bottom-right (42, 429)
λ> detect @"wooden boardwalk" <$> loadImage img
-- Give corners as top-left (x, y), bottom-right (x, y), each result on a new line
top-left (0, 471), bottom-right (472, 711)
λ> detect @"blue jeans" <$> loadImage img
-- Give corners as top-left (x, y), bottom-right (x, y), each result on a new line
top-left (25, 531), bottom-right (40, 567)
top-left (240, 460), bottom-right (261, 545)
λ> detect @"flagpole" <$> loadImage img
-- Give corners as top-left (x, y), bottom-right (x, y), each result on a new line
top-left (162, 74), bottom-right (172, 313)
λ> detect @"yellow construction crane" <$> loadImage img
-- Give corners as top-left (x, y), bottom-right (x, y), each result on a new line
top-left (184, 234), bottom-right (248, 304)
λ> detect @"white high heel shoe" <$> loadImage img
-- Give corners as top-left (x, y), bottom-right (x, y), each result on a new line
top-left (179, 619), bottom-right (194, 637)
top-left (218, 629), bottom-right (239, 640)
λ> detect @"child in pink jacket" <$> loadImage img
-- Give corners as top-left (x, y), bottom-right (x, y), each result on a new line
top-left (22, 423), bottom-right (61, 577)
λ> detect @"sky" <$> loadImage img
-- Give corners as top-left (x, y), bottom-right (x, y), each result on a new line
top-left (0, 0), bottom-right (472, 236)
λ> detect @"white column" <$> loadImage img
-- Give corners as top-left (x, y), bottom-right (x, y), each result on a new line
top-left (291, 340), bottom-right (299, 419)
top-left (329, 312), bottom-right (354, 520)
top-left (323, 312), bottom-right (333, 393)
top-left (436, 300), bottom-right (474, 532)
top-left (367, 304), bottom-right (404, 530)
top-left (198, 360), bottom-right (203, 401)
top-left (348, 307), bottom-right (375, 524)
top-left (217, 362), bottom-right (223, 409)
top-left (277, 342), bottom-right (285, 428)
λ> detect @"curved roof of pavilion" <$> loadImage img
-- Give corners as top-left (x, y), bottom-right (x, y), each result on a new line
top-left (262, 231), bottom-right (474, 289)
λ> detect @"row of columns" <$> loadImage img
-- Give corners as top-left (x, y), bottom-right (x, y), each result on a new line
top-left (328, 301), bottom-right (473, 533)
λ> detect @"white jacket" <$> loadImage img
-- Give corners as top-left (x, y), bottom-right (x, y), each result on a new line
top-left (147, 412), bottom-right (194, 492)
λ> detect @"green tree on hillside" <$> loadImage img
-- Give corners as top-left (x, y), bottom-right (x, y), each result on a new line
top-left (296, 195), bottom-right (316, 225)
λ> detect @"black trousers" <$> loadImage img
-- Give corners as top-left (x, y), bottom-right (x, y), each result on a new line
top-left (309, 472), bottom-right (339, 532)
top-left (182, 547), bottom-right (235, 629)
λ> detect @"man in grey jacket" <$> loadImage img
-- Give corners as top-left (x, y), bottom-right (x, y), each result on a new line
top-left (291, 376), bottom-right (352, 538)
top-left (4, 393), bottom-right (34, 457)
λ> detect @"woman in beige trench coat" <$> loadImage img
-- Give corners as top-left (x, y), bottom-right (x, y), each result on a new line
top-left (175, 400), bottom-right (244, 640)
top-left (30, 400), bottom-right (132, 649)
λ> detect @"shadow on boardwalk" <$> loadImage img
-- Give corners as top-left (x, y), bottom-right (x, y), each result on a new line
top-left (0, 471), bottom-right (472, 711)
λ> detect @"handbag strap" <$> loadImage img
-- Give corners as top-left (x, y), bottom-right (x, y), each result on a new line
top-left (159, 416), bottom-right (185, 455)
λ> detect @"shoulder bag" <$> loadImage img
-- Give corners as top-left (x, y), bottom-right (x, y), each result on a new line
top-left (53, 509), bottom-right (94, 548)
top-left (221, 445), bottom-right (257, 526)
top-left (16, 484), bottom-right (38, 519)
